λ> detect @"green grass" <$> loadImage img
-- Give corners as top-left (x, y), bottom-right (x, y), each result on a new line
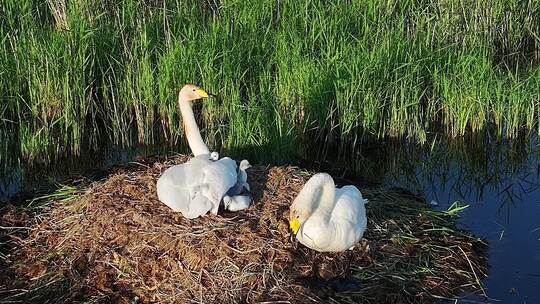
top-left (1, 0), bottom-right (539, 166)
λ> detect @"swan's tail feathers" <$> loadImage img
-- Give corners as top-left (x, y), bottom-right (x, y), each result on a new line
top-left (361, 198), bottom-right (369, 205)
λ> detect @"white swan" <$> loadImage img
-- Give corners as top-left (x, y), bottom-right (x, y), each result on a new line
top-left (223, 195), bottom-right (252, 212)
top-left (225, 160), bottom-right (251, 196)
top-left (156, 84), bottom-right (239, 218)
top-left (237, 159), bottom-right (251, 192)
top-left (289, 173), bottom-right (368, 252)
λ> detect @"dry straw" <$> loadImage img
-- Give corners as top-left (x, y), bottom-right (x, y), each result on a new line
top-left (0, 155), bottom-right (486, 303)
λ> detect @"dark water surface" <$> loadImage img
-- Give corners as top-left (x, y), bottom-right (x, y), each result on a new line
top-left (1, 136), bottom-right (539, 303)
top-left (366, 137), bottom-right (540, 304)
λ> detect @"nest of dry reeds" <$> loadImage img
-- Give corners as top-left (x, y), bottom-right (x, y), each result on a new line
top-left (0, 155), bottom-right (487, 304)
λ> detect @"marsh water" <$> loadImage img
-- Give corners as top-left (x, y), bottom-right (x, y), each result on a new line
top-left (373, 138), bottom-right (540, 304)
top-left (1, 135), bottom-right (539, 303)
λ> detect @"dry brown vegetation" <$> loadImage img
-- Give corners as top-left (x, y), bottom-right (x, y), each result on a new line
top-left (0, 155), bottom-right (487, 303)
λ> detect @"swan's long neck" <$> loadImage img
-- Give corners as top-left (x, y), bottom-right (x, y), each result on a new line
top-left (178, 93), bottom-right (210, 156)
top-left (312, 174), bottom-right (336, 221)
top-left (297, 173), bottom-right (336, 222)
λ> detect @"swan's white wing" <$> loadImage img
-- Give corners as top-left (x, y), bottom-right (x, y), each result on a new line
top-left (156, 165), bottom-right (194, 213)
top-left (156, 155), bottom-right (213, 217)
top-left (165, 154), bottom-right (212, 186)
top-left (333, 186), bottom-right (368, 240)
top-left (301, 190), bottom-right (366, 252)
top-left (201, 157), bottom-right (238, 214)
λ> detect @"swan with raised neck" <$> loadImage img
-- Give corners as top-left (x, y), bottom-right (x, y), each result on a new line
top-left (177, 84), bottom-right (214, 156)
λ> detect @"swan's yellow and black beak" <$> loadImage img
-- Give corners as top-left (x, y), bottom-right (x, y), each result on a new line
top-left (289, 218), bottom-right (300, 235)
top-left (196, 88), bottom-right (216, 98)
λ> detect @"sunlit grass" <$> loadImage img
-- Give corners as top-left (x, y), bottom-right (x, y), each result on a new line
top-left (0, 0), bottom-right (539, 166)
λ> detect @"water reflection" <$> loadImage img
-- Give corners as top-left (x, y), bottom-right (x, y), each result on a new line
top-left (0, 145), bottom-right (167, 202)
top-left (379, 136), bottom-right (539, 204)
top-left (344, 135), bottom-right (540, 303)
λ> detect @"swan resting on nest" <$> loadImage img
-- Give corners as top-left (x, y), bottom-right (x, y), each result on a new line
top-left (156, 84), bottom-right (252, 218)
top-left (157, 153), bottom-right (238, 218)
top-left (289, 173), bottom-right (368, 252)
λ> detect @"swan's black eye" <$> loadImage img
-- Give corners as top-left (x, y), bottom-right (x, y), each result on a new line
top-left (192, 89), bottom-right (196, 91)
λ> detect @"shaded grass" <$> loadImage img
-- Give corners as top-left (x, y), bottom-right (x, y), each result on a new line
top-left (0, 155), bottom-right (486, 303)
top-left (0, 0), bottom-right (539, 167)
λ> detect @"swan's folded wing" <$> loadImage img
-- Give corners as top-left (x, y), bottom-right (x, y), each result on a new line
top-left (159, 156), bottom-right (209, 187)
top-left (339, 186), bottom-right (368, 238)
top-left (201, 157), bottom-right (238, 207)
top-left (157, 165), bottom-right (193, 212)
top-left (333, 186), bottom-right (368, 223)
top-left (157, 156), bottom-right (213, 214)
